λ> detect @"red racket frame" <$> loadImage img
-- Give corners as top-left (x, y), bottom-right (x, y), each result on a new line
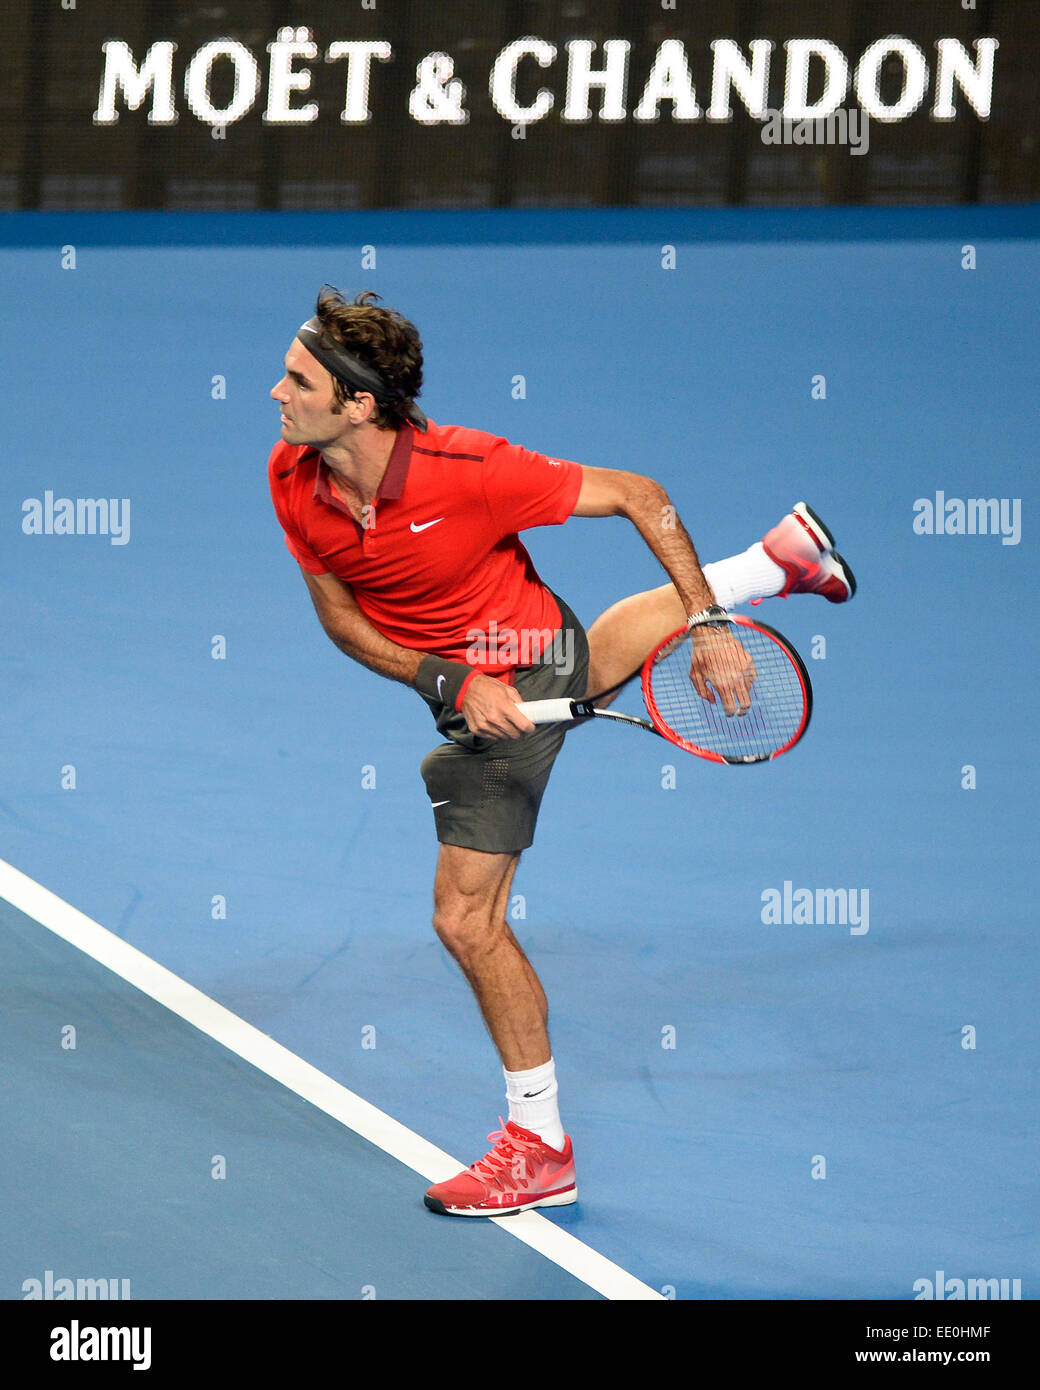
top-left (640, 614), bottom-right (813, 764)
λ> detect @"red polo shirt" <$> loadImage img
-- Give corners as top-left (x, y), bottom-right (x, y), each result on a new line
top-left (268, 420), bottom-right (583, 676)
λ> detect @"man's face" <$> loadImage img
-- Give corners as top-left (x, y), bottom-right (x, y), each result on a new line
top-left (270, 340), bottom-right (348, 449)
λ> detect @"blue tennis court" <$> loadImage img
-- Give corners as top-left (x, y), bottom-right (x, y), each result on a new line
top-left (1, 207), bottom-right (1036, 1302)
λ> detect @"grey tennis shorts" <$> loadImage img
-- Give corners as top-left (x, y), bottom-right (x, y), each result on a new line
top-left (419, 594), bottom-right (589, 854)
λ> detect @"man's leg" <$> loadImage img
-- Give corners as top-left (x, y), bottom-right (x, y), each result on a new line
top-left (423, 842), bottom-right (577, 1215)
top-left (584, 581), bottom-right (684, 703)
top-left (583, 503), bottom-right (856, 702)
top-left (431, 843), bottom-right (549, 1073)
top-left (421, 603), bottom-right (585, 1214)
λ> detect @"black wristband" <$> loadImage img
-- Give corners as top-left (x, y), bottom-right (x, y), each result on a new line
top-left (415, 655), bottom-right (477, 711)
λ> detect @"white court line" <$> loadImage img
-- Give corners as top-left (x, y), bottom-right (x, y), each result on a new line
top-left (0, 856), bottom-right (664, 1302)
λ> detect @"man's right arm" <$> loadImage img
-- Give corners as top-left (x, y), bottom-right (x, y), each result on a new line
top-left (299, 568), bottom-right (534, 737)
top-left (301, 568), bottom-right (422, 685)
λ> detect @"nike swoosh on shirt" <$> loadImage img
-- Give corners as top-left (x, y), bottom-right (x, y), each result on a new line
top-left (431, 800), bottom-right (450, 808)
top-left (410, 518), bottom-right (445, 532)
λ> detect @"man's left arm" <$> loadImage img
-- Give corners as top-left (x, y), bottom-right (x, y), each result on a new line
top-left (572, 466), bottom-right (716, 620)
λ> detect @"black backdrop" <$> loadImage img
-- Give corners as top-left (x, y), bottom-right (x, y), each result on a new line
top-left (3, 0), bottom-right (1036, 210)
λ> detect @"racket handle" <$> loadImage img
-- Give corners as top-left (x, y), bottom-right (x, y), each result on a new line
top-left (515, 698), bottom-right (579, 724)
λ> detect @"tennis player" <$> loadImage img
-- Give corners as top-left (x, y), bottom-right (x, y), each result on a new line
top-left (268, 289), bottom-right (855, 1216)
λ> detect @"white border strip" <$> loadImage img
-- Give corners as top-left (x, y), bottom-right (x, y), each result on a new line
top-left (0, 857), bottom-right (663, 1302)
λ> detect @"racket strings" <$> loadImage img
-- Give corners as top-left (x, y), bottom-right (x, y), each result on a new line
top-left (647, 622), bottom-right (807, 761)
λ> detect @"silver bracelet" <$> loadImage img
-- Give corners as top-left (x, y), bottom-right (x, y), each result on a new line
top-left (686, 604), bottom-right (730, 631)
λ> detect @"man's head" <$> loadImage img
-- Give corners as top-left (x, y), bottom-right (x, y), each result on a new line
top-left (270, 288), bottom-right (424, 449)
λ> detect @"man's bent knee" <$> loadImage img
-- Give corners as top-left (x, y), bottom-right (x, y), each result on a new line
top-left (432, 901), bottom-right (510, 967)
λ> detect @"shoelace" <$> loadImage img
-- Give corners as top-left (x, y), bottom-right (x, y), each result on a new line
top-left (469, 1121), bottom-right (537, 1188)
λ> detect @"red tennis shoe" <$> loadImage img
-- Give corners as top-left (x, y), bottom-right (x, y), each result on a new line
top-left (761, 502), bottom-right (857, 603)
top-left (424, 1120), bottom-right (577, 1216)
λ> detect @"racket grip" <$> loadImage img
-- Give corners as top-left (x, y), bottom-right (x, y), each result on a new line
top-left (515, 698), bottom-right (578, 724)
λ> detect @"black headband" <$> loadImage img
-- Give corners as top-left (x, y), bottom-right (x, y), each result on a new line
top-left (296, 318), bottom-right (428, 432)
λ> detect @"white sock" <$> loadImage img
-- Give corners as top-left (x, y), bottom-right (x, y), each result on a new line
top-left (503, 1057), bottom-right (566, 1152)
top-left (702, 542), bottom-right (786, 610)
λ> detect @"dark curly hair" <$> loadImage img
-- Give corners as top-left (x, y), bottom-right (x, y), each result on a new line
top-left (312, 287), bottom-right (423, 430)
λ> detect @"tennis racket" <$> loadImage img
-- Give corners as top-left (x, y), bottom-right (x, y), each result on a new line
top-left (516, 607), bottom-right (812, 764)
